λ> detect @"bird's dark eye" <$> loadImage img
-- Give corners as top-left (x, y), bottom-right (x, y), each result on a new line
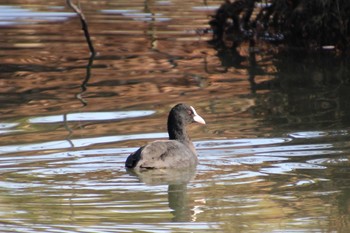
top-left (187, 110), bottom-right (193, 116)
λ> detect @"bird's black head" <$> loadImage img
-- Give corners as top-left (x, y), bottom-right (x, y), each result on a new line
top-left (167, 103), bottom-right (205, 140)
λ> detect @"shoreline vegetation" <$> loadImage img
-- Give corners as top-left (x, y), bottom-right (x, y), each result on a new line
top-left (209, 0), bottom-right (350, 55)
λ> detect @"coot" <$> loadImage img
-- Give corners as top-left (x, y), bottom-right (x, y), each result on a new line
top-left (125, 103), bottom-right (205, 169)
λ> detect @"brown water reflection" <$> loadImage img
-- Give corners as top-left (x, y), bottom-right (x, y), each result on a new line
top-left (1, 0), bottom-right (350, 232)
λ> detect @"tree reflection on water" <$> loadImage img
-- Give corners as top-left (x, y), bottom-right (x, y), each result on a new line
top-left (212, 40), bottom-right (350, 130)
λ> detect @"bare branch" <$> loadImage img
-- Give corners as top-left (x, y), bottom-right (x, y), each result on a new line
top-left (66, 0), bottom-right (95, 55)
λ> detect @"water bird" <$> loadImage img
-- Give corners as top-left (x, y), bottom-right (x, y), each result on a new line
top-left (125, 103), bottom-right (205, 169)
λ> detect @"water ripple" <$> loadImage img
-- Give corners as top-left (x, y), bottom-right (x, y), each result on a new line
top-left (0, 132), bottom-right (167, 155)
top-left (0, 5), bottom-right (75, 26)
top-left (28, 110), bottom-right (155, 123)
top-left (196, 137), bottom-right (292, 149)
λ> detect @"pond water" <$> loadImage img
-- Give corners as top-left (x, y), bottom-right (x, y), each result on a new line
top-left (1, 0), bottom-right (350, 232)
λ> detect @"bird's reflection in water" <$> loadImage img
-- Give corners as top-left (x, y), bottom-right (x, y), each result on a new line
top-left (168, 183), bottom-right (192, 222)
top-left (127, 167), bottom-right (197, 222)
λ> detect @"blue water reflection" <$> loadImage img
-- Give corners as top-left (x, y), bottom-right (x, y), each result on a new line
top-left (28, 110), bottom-right (155, 123)
top-left (0, 5), bottom-right (75, 25)
top-left (0, 123), bottom-right (20, 134)
top-left (0, 132), bottom-right (166, 155)
top-left (101, 9), bottom-right (171, 22)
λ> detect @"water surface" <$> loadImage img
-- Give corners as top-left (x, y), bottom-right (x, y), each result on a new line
top-left (1, 0), bottom-right (350, 232)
